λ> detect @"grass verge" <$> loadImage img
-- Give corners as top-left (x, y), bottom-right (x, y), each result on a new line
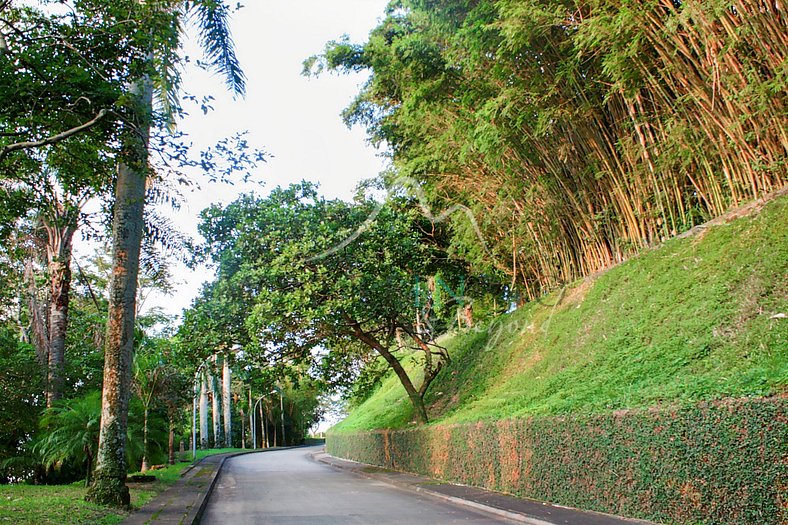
top-left (0, 448), bottom-right (244, 525)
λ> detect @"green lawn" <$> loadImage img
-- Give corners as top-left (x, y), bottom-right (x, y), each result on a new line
top-left (0, 483), bottom-right (127, 525)
top-left (192, 447), bottom-right (243, 461)
top-left (0, 448), bottom-right (244, 525)
top-left (335, 195), bottom-right (788, 432)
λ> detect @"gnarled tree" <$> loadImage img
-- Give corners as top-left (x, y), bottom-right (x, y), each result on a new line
top-left (199, 184), bottom-right (459, 423)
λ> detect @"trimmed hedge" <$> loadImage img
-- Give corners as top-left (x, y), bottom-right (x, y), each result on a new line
top-left (328, 396), bottom-right (787, 524)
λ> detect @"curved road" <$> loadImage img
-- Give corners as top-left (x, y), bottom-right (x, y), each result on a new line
top-left (201, 446), bottom-right (515, 524)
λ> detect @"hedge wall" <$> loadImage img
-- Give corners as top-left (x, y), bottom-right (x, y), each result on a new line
top-left (327, 397), bottom-right (787, 524)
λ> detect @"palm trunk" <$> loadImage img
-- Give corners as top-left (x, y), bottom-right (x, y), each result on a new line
top-left (199, 372), bottom-right (209, 449)
top-left (239, 406), bottom-right (245, 449)
top-left (260, 404), bottom-right (267, 448)
top-left (271, 412), bottom-right (277, 447)
top-left (210, 365), bottom-right (221, 448)
top-left (248, 388), bottom-right (253, 448)
top-left (86, 74), bottom-right (151, 508)
top-left (222, 357), bottom-right (231, 447)
top-left (141, 406), bottom-right (149, 472)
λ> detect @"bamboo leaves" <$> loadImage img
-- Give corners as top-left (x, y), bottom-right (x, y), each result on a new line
top-left (317, 0), bottom-right (787, 300)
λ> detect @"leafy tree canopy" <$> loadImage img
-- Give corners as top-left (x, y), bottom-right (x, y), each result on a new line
top-left (194, 182), bottom-right (467, 423)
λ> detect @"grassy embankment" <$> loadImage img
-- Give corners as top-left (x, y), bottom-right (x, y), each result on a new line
top-left (0, 448), bottom-right (243, 525)
top-left (335, 195), bottom-right (787, 432)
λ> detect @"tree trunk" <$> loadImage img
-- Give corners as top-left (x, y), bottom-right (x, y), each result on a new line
top-left (222, 357), bottom-right (232, 447)
top-left (378, 343), bottom-right (429, 424)
top-left (141, 406), bottom-right (149, 472)
top-left (84, 448), bottom-right (93, 487)
top-left (25, 260), bottom-right (49, 369)
top-left (271, 412), bottom-right (277, 447)
top-left (239, 406), bottom-right (245, 449)
top-left (168, 417), bottom-right (175, 465)
top-left (351, 321), bottom-right (428, 424)
top-left (44, 207), bottom-right (77, 407)
top-left (199, 372), bottom-right (209, 449)
top-left (86, 73), bottom-right (151, 508)
top-left (248, 388), bottom-right (253, 448)
top-left (260, 403), bottom-right (270, 448)
top-left (210, 363), bottom-right (221, 448)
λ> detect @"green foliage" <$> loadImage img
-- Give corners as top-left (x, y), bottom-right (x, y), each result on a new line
top-left (335, 195), bottom-right (788, 430)
top-left (328, 397), bottom-right (787, 525)
top-left (0, 330), bottom-right (43, 482)
top-left (314, 0), bottom-right (788, 301)
top-left (32, 391), bottom-right (170, 483)
top-left (35, 393), bottom-right (102, 486)
top-left (193, 182), bottom-right (464, 423)
top-left (330, 195), bottom-right (787, 523)
top-left (62, 293), bottom-right (108, 397)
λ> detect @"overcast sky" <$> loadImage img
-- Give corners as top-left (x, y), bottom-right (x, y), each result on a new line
top-left (131, 0), bottom-right (390, 319)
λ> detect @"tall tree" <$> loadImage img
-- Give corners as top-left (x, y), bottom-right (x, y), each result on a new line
top-left (2, 3), bottom-right (254, 498)
top-left (210, 357), bottom-right (221, 447)
top-left (42, 199), bottom-right (78, 406)
top-left (89, 73), bottom-right (151, 505)
top-left (88, 0), bottom-right (246, 506)
top-left (158, 365), bottom-right (190, 465)
top-left (1, 3), bottom-right (122, 404)
top-left (131, 349), bottom-right (166, 472)
top-left (222, 355), bottom-right (232, 447)
top-left (199, 371), bottom-right (209, 449)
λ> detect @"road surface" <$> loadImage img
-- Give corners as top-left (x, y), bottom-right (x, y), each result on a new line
top-left (201, 446), bottom-right (516, 524)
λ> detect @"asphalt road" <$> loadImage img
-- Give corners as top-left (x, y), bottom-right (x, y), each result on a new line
top-left (200, 446), bottom-right (516, 524)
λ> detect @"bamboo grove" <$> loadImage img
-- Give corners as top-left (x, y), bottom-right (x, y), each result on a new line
top-left (316, 0), bottom-right (788, 298)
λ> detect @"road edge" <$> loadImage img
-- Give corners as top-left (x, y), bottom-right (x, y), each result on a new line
top-left (310, 449), bottom-right (658, 525)
top-left (188, 446), bottom-right (300, 525)
top-left (309, 450), bottom-right (550, 525)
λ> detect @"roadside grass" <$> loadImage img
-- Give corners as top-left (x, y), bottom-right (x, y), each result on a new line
top-left (0, 448), bottom-right (244, 525)
top-left (193, 447), bottom-right (243, 461)
top-left (335, 195), bottom-right (788, 431)
top-left (0, 483), bottom-right (126, 525)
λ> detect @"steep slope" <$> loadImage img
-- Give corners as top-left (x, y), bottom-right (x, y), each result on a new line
top-left (335, 194), bottom-right (788, 432)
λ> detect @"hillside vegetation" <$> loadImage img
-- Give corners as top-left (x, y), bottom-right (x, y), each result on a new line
top-left (334, 195), bottom-right (788, 432)
top-left (317, 0), bottom-right (787, 300)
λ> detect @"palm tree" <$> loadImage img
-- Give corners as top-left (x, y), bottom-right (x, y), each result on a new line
top-left (131, 350), bottom-right (166, 473)
top-left (35, 392), bottom-right (102, 487)
top-left (87, 0), bottom-right (245, 507)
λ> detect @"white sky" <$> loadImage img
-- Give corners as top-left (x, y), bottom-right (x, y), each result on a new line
top-left (140, 0), bottom-right (390, 319)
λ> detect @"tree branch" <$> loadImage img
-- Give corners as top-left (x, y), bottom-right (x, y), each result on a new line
top-left (0, 108), bottom-right (111, 160)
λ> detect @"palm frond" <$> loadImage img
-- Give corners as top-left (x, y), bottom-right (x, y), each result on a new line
top-left (155, 12), bottom-right (186, 132)
top-left (190, 0), bottom-right (246, 97)
top-left (35, 393), bottom-right (101, 471)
